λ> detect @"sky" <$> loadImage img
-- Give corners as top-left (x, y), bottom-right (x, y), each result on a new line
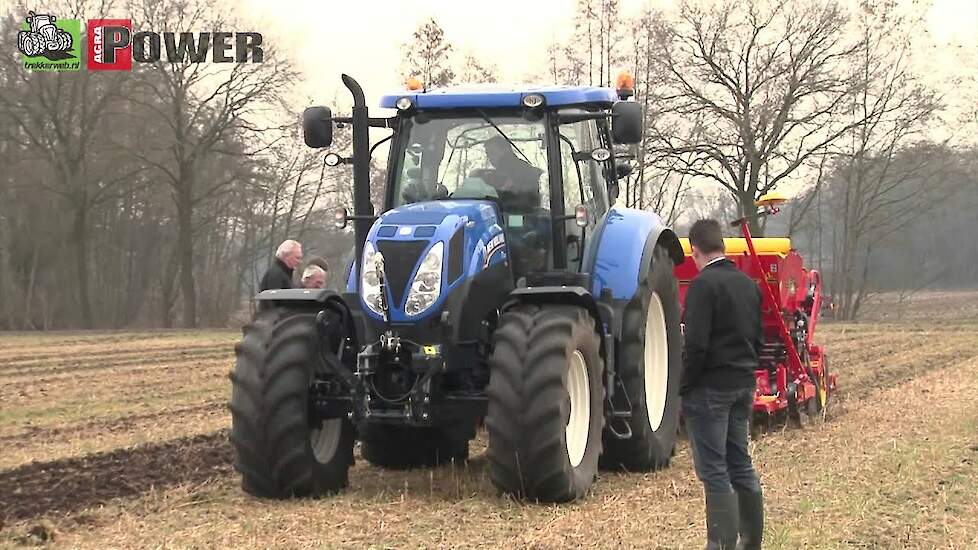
top-left (234, 0), bottom-right (976, 204)
top-left (240, 0), bottom-right (978, 114)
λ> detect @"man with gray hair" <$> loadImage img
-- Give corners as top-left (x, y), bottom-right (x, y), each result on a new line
top-left (260, 239), bottom-right (303, 291)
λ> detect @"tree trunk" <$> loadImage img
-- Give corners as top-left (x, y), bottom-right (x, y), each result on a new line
top-left (160, 257), bottom-right (178, 329)
top-left (177, 184), bottom-right (197, 328)
top-left (72, 203), bottom-right (94, 329)
top-left (24, 244), bottom-right (39, 330)
top-left (736, 190), bottom-right (762, 236)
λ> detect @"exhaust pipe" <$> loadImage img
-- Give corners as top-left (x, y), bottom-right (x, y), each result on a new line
top-left (341, 74), bottom-right (374, 280)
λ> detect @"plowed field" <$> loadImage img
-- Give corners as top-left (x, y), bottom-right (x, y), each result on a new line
top-left (1, 293), bottom-right (977, 548)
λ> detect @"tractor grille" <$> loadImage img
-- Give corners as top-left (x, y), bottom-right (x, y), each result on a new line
top-left (376, 240), bottom-right (428, 308)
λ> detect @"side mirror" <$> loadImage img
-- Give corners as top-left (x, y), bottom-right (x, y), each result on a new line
top-left (303, 106), bottom-right (333, 148)
top-left (611, 101), bottom-right (642, 144)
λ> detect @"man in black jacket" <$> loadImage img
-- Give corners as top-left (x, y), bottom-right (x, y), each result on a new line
top-left (682, 219), bottom-right (764, 550)
top-left (260, 239), bottom-right (303, 291)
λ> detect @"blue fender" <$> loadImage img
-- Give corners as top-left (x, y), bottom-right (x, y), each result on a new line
top-left (584, 205), bottom-right (684, 302)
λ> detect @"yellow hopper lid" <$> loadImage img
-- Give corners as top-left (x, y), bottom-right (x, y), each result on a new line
top-left (679, 238), bottom-right (792, 257)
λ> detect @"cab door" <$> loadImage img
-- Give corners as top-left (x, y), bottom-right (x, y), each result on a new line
top-left (557, 117), bottom-right (610, 273)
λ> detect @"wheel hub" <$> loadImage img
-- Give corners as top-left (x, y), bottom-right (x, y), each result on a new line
top-left (310, 419), bottom-right (342, 463)
top-left (644, 292), bottom-right (669, 431)
top-left (566, 350), bottom-right (590, 468)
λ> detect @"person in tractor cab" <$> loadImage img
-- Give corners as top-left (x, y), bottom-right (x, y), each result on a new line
top-left (681, 219), bottom-right (764, 550)
top-left (482, 135), bottom-right (543, 211)
top-left (261, 240), bottom-right (303, 291)
top-left (479, 136), bottom-right (549, 273)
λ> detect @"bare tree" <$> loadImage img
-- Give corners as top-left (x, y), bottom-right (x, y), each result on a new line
top-left (824, 0), bottom-right (944, 319)
top-left (650, 0), bottom-right (877, 234)
top-left (127, 0), bottom-right (293, 327)
top-left (549, 0), bottom-right (623, 87)
top-left (458, 54), bottom-right (497, 84)
top-left (0, 6), bottom-right (136, 328)
top-left (826, 145), bottom-right (959, 320)
top-left (401, 18), bottom-right (454, 88)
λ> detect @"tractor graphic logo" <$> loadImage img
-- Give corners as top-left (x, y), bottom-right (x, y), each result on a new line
top-left (17, 11), bottom-right (81, 71)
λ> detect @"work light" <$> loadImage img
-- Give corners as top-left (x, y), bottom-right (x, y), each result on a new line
top-left (591, 148), bottom-right (612, 162)
top-left (395, 97), bottom-right (414, 111)
top-left (522, 93), bottom-right (545, 108)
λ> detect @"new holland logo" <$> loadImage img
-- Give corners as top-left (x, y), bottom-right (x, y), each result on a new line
top-left (483, 233), bottom-right (506, 268)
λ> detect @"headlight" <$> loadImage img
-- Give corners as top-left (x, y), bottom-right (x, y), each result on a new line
top-left (361, 241), bottom-right (386, 315)
top-left (395, 97), bottom-right (413, 111)
top-left (404, 241), bottom-right (443, 316)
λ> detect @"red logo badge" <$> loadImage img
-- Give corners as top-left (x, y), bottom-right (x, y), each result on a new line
top-left (87, 19), bottom-right (132, 71)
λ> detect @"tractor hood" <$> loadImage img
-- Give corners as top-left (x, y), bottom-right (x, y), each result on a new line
top-left (347, 200), bottom-right (508, 323)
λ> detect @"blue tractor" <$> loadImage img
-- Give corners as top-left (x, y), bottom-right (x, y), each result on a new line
top-left (229, 74), bottom-right (685, 502)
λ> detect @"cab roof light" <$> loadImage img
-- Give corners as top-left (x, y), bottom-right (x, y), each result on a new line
top-left (616, 71), bottom-right (635, 100)
top-left (405, 76), bottom-right (424, 91)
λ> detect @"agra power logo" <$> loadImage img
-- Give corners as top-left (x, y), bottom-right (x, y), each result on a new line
top-left (17, 11), bottom-right (81, 71)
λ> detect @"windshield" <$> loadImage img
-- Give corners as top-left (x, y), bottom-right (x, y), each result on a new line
top-left (391, 114), bottom-right (549, 212)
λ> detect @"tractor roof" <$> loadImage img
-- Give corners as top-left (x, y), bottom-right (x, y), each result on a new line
top-left (380, 85), bottom-right (619, 110)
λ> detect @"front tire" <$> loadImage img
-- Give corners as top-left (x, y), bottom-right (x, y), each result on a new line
top-left (487, 305), bottom-right (604, 502)
top-left (601, 244), bottom-right (682, 471)
top-left (229, 308), bottom-right (355, 498)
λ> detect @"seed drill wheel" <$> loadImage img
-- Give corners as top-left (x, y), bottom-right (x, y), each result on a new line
top-left (229, 308), bottom-right (355, 498)
top-left (486, 304), bottom-right (604, 502)
top-left (812, 354), bottom-right (831, 418)
top-left (787, 385), bottom-right (821, 429)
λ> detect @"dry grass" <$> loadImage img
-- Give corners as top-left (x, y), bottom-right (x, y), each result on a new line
top-left (1, 292), bottom-right (977, 548)
top-left (856, 290), bottom-right (978, 323)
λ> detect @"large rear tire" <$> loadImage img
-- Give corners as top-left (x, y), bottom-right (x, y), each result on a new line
top-left (229, 308), bottom-right (355, 498)
top-left (600, 244), bottom-right (682, 471)
top-left (487, 304), bottom-right (604, 502)
top-left (360, 424), bottom-right (469, 469)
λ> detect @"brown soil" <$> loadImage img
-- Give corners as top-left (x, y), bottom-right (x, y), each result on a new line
top-left (0, 431), bottom-right (232, 523)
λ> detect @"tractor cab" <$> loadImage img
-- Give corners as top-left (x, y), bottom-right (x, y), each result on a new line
top-left (382, 92), bottom-right (630, 281)
top-left (308, 80), bottom-right (643, 343)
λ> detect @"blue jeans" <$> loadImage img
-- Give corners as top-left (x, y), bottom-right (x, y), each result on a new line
top-left (683, 386), bottom-right (761, 494)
